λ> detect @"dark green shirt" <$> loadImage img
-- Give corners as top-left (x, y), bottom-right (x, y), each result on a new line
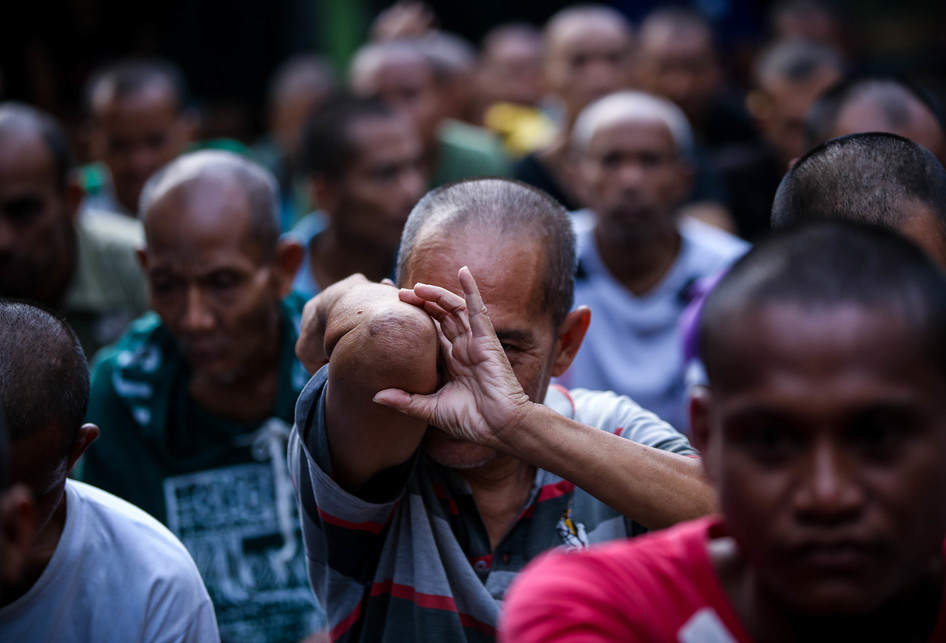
top-left (82, 294), bottom-right (324, 642)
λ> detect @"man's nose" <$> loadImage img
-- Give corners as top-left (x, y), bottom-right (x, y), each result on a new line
top-left (795, 439), bottom-right (864, 523)
top-left (181, 286), bottom-right (215, 332)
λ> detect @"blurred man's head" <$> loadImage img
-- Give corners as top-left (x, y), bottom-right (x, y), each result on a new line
top-left (749, 40), bottom-right (843, 165)
top-left (265, 55), bottom-right (336, 165)
top-left (635, 7), bottom-right (720, 128)
top-left (806, 77), bottom-right (945, 162)
top-left (397, 178), bottom-right (586, 468)
top-left (138, 151), bottom-right (301, 384)
top-left (572, 91), bottom-right (693, 245)
top-left (694, 221), bottom-right (946, 620)
top-left (0, 301), bottom-right (98, 556)
top-left (85, 59), bottom-right (195, 213)
top-left (772, 132), bottom-right (946, 267)
top-left (478, 23), bottom-right (545, 109)
top-left (350, 40), bottom-right (445, 155)
top-left (769, 0), bottom-right (848, 54)
top-left (543, 5), bottom-right (634, 125)
top-left (302, 95), bottom-right (425, 253)
top-left (0, 103), bottom-right (79, 307)
top-left (416, 31), bottom-right (479, 123)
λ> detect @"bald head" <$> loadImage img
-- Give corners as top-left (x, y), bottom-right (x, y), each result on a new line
top-left (0, 103), bottom-right (74, 188)
top-left (572, 90), bottom-right (694, 159)
top-left (141, 151), bottom-right (280, 259)
top-left (806, 78), bottom-right (945, 160)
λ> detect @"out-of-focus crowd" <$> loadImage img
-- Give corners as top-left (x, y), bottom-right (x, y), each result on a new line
top-left (2, 1), bottom-right (946, 642)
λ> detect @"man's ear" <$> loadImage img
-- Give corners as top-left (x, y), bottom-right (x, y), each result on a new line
top-left (67, 424), bottom-right (100, 474)
top-left (0, 484), bottom-right (36, 589)
top-left (689, 386), bottom-right (717, 484)
top-left (272, 238), bottom-right (305, 299)
top-left (550, 306), bottom-right (591, 377)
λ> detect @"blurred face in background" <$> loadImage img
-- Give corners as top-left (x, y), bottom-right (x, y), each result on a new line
top-left (544, 15), bottom-right (633, 123)
top-left (351, 53), bottom-right (444, 155)
top-left (90, 81), bottom-right (193, 213)
top-left (635, 19), bottom-right (720, 127)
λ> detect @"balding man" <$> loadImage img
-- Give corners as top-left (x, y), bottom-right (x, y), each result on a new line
top-left (81, 58), bottom-right (195, 218)
top-left (289, 178), bottom-right (715, 641)
top-left (558, 91), bottom-right (747, 432)
top-left (512, 4), bottom-right (633, 210)
top-left (806, 76), bottom-right (945, 162)
top-left (350, 39), bottom-right (509, 189)
top-left (0, 102), bottom-right (147, 358)
top-left (81, 151), bottom-right (325, 641)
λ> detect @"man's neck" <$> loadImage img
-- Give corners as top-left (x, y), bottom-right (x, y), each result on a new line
top-left (459, 456), bottom-right (536, 552)
top-left (593, 224), bottom-right (681, 296)
top-left (710, 535), bottom-right (946, 643)
top-left (310, 229), bottom-right (396, 289)
top-left (1, 489), bottom-right (68, 607)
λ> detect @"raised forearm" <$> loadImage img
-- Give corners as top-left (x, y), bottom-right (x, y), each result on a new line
top-left (498, 404), bottom-right (718, 529)
top-left (321, 282), bottom-right (440, 493)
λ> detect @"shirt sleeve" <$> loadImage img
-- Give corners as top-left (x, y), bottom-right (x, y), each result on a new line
top-left (571, 388), bottom-right (698, 456)
top-left (288, 366), bottom-right (409, 619)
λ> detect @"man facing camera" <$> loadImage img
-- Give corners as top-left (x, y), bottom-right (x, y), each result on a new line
top-left (289, 178), bottom-right (716, 641)
top-left (81, 151), bottom-right (325, 642)
top-left (503, 222), bottom-right (946, 642)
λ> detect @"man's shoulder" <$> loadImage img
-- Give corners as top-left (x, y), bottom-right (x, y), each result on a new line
top-left (546, 386), bottom-right (696, 455)
top-left (679, 218), bottom-right (750, 266)
top-left (68, 480), bottom-right (197, 566)
top-left (93, 313), bottom-right (173, 371)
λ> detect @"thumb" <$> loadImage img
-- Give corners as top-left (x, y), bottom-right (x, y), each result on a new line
top-left (373, 388), bottom-right (438, 423)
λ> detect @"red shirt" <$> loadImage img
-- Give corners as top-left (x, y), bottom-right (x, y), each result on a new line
top-left (500, 516), bottom-right (946, 642)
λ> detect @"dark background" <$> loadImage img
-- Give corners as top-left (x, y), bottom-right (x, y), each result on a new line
top-left (4, 0), bottom-right (945, 153)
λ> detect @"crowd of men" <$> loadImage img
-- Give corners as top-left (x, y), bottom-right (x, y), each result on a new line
top-left (2, 1), bottom-right (946, 641)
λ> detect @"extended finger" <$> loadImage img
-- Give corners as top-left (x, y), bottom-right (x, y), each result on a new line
top-left (458, 267), bottom-right (496, 338)
top-left (410, 282), bottom-right (468, 312)
top-left (398, 287), bottom-right (467, 339)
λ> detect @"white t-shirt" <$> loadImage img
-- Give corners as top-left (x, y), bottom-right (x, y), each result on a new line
top-left (557, 216), bottom-right (749, 431)
top-left (0, 479), bottom-right (219, 642)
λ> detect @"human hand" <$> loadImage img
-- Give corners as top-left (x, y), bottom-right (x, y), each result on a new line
top-left (372, 267), bottom-right (534, 449)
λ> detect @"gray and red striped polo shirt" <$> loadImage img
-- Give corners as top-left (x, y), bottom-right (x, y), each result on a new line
top-left (289, 367), bottom-right (696, 642)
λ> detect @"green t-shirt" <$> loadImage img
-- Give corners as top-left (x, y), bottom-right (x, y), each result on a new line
top-left (81, 294), bottom-right (324, 641)
top-left (429, 119), bottom-right (511, 188)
